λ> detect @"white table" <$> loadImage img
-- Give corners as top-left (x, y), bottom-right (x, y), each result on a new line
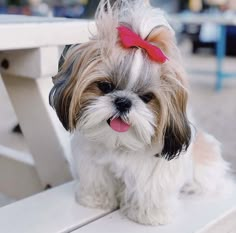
top-left (0, 15), bottom-right (95, 199)
top-left (171, 12), bottom-right (236, 90)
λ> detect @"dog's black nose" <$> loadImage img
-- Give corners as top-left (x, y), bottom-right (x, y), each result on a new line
top-left (114, 97), bottom-right (132, 113)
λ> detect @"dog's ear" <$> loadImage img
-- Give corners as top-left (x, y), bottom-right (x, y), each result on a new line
top-left (147, 26), bottom-right (175, 55)
top-left (148, 25), bottom-right (191, 160)
top-left (161, 108), bottom-right (191, 161)
top-left (49, 44), bottom-right (81, 131)
top-left (159, 64), bottom-right (191, 160)
top-left (49, 42), bottom-right (101, 131)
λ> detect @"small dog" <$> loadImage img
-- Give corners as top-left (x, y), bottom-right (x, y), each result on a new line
top-left (50, 0), bottom-right (232, 225)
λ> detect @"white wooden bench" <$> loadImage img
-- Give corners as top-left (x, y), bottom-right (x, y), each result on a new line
top-left (0, 182), bottom-right (111, 233)
top-left (0, 15), bottom-right (95, 199)
top-left (0, 181), bottom-right (236, 233)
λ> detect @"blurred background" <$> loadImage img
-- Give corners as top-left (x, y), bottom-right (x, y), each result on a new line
top-left (0, 0), bottom-right (236, 207)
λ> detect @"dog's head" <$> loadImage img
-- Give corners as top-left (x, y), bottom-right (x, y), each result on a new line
top-left (50, 0), bottom-right (191, 159)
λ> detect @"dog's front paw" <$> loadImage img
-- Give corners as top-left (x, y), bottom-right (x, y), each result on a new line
top-left (121, 205), bottom-right (173, 225)
top-left (75, 189), bottom-right (118, 211)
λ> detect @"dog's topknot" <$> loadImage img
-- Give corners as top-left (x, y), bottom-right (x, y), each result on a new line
top-left (94, 0), bottom-right (174, 52)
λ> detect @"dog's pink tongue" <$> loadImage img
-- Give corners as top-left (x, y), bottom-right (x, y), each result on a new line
top-left (110, 118), bottom-right (130, 132)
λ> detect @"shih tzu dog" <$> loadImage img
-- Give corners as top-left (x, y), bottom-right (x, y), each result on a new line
top-left (49, 0), bottom-right (232, 225)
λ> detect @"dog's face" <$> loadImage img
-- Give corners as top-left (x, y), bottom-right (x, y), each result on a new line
top-left (50, 1), bottom-right (191, 159)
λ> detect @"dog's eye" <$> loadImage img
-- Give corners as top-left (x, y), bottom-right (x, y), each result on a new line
top-left (97, 82), bottom-right (115, 94)
top-left (139, 93), bottom-right (154, 103)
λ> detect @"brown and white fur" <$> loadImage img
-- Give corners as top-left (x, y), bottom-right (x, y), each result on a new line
top-left (49, 0), bottom-right (232, 225)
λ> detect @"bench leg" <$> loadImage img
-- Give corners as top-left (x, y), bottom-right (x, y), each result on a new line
top-left (1, 75), bottom-right (72, 189)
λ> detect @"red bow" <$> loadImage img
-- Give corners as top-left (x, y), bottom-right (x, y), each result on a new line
top-left (117, 26), bottom-right (168, 63)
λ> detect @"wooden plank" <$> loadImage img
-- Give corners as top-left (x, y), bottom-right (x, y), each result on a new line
top-left (72, 185), bottom-right (236, 233)
top-left (0, 182), bottom-right (112, 233)
top-left (0, 18), bottom-right (96, 50)
top-left (0, 145), bottom-right (43, 199)
top-left (198, 208), bottom-right (236, 233)
top-left (2, 74), bottom-right (73, 188)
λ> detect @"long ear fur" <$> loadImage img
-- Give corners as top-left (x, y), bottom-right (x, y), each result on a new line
top-left (49, 45), bottom-right (80, 131)
top-left (159, 60), bottom-right (191, 160)
top-left (49, 43), bottom-right (101, 131)
top-left (161, 88), bottom-right (191, 160)
top-left (149, 26), bottom-right (191, 160)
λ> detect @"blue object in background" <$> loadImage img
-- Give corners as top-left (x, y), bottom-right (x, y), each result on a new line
top-left (216, 25), bottom-right (236, 90)
top-left (0, 6), bottom-right (7, 14)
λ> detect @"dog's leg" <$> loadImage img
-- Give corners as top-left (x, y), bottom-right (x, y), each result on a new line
top-left (119, 157), bottom-right (185, 225)
top-left (121, 193), bottom-right (176, 225)
top-left (72, 147), bottom-right (118, 211)
top-left (75, 161), bottom-right (118, 210)
top-left (182, 131), bottom-right (233, 196)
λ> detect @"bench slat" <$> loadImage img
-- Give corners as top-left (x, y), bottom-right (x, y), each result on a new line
top-left (0, 16), bottom-right (96, 50)
top-left (72, 186), bottom-right (236, 233)
top-left (0, 182), bottom-right (112, 233)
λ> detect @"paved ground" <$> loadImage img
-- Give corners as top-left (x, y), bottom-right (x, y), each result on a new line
top-left (0, 39), bottom-right (235, 207)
